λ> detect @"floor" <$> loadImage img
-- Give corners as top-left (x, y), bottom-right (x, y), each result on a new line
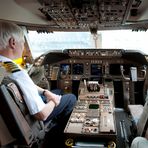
top-left (115, 108), bottom-right (132, 148)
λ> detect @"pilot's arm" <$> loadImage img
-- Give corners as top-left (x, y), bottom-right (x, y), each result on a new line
top-left (34, 85), bottom-right (61, 121)
top-left (36, 85), bottom-right (61, 106)
top-left (34, 98), bottom-right (56, 121)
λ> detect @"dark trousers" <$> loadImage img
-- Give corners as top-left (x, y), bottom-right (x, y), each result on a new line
top-left (44, 94), bottom-right (76, 129)
top-left (42, 93), bottom-right (76, 148)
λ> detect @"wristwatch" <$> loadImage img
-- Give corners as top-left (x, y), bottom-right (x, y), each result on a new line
top-left (42, 89), bottom-right (47, 96)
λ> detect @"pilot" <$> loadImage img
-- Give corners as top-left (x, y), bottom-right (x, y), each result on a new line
top-left (130, 137), bottom-right (148, 148)
top-left (0, 21), bottom-right (76, 147)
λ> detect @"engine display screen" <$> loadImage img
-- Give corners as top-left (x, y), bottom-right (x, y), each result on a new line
top-left (91, 64), bottom-right (102, 76)
top-left (72, 63), bottom-right (84, 75)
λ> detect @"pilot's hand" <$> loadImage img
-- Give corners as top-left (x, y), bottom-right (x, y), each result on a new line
top-left (49, 94), bottom-right (61, 107)
top-left (44, 90), bottom-right (61, 106)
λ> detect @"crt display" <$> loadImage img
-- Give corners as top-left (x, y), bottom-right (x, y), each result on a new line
top-left (91, 64), bottom-right (102, 75)
top-left (109, 64), bottom-right (121, 75)
top-left (72, 63), bottom-right (84, 75)
top-left (60, 64), bottom-right (71, 75)
top-left (89, 104), bottom-right (99, 109)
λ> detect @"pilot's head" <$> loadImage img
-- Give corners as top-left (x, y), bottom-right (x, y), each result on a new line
top-left (0, 21), bottom-right (25, 60)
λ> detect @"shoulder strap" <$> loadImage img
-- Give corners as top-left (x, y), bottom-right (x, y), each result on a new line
top-left (0, 84), bottom-right (35, 146)
top-left (2, 77), bottom-right (28, 116)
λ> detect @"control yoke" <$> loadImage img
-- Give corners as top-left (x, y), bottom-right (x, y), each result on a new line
top-left (120, 65), bottom-right (130, 81)
top-left (141, 65), bottom-right (147, 80)
top-left (120, 65), bottom-right (146, 81)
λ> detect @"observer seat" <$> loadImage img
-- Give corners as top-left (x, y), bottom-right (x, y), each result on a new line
top-left (128, 100), bottom-right (148, 140)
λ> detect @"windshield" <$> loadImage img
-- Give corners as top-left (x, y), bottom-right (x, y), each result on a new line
top-left (27, 30), bottom-right (148, 58)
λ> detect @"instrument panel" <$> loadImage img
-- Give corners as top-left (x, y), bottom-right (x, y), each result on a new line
top-left (35, 48), bottom-right (146, 94)
top-left (33, 48), bottom-right (147, 94)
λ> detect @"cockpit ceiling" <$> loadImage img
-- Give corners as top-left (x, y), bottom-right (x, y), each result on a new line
top-left (37, 0), bottom-right (146, 31)
top-left (1, 0), bottom-right (148, 31)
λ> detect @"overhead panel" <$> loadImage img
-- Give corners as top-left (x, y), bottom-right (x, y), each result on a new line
top-left (38, 0), bottom-right (134, 30)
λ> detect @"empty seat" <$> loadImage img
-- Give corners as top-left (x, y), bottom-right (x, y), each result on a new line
top-left (128, 101), bottom-right (148, 139)
top-left (136, 102), bottom-right (148, 137)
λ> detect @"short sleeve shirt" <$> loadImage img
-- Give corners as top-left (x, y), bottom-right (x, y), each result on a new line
top-left (0, 55), bottom-right (46, 115)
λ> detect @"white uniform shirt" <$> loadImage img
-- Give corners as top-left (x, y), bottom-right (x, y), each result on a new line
top-left (0, 55), bottom-right (46, 115)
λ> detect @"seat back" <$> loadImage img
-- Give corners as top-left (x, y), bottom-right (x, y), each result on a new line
top-left (0, 114), bottom-right (16, 146)
top-left (0, 84), bottom-right (36, 146)
top-left (0, 77), bottom-right (46, 147)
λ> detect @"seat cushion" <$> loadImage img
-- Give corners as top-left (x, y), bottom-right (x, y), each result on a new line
top-left (128, 105), bottom-right (144, 124)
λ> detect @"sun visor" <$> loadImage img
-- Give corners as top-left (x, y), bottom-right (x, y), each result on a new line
top-left (41, 51), bottom-right (71, 65)
top-left (122, 50), bottom-right (148, 66)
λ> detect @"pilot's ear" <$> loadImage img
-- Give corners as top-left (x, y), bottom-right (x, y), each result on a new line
top-left (9, 37), bottom-right (16, 49)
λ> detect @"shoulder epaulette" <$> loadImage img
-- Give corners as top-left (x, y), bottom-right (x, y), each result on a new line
top-left (2, 61), bottom-right (21, 73)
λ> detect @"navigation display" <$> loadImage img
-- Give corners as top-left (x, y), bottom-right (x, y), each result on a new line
top-left (72, 63), bottom-right (84, 75)
top-left (60, 64), bottom-right (71, 75)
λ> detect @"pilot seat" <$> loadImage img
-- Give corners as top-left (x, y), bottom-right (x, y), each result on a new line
top-left (0, 71), bottom-right (57, 147)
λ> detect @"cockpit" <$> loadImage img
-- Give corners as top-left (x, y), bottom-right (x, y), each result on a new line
top-left (0, 0), bottom-right (148, 148)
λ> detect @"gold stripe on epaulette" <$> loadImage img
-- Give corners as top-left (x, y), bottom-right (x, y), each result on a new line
top-left (2, 61), bottom-right (21, 73)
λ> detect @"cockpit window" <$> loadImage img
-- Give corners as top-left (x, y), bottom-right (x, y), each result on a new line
top-left (27, 30), bottom-right (148, 58)
top-left (27, 31), bottom-right (92, 58)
